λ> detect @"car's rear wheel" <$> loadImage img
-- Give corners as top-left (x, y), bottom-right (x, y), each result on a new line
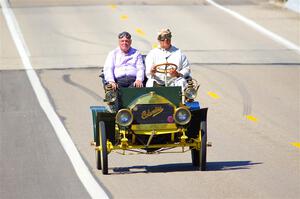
top-left (99, 121), bottom-right (108, 174)
top-left (191, 121), bottom-right (207, 171)
top-left (199, 121), bottom-right (207, 171)
top-left (95, 123), bottom-right (101, 170)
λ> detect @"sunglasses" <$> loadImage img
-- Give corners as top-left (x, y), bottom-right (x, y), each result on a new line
top-left (118, 32), bottom-right (131, 39)
top-left (158, 34), bottom-right (171, 41)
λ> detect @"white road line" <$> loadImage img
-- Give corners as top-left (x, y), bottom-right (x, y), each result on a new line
top-left (206, 0), bottom-right (300, 55)
top-left (0, 1), bottom-right (109, 198)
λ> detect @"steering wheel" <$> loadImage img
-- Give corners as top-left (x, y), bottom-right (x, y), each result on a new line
top-left (153, 63), bottom-right (178, 74)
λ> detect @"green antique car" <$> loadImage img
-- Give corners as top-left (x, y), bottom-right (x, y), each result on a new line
top-left (90, 65), bottom-right (209, 175)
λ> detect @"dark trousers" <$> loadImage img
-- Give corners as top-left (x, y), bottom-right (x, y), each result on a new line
top-left (116, 76), bottom-right (136, 88)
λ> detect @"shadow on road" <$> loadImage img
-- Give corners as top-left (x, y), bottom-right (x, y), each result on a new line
top-left (207, 161), bottom-right (262, 171)
top-left (111, 161), bottom-right (262, 174)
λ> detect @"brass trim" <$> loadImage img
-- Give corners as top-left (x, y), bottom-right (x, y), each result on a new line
top-left (131, 123), bottom-right (177, 132)
top-left (105, 90), bottom-right (117, 102)
top-left (174, 106), bottom-right (191, 125)
top-left (128, 92), bottom-right (176, 109)
top-left (113, 142), bottom-right (197, 150)
top-left (132, 130), bottom-right (179, 136)
top-left (116, 109), bottom-right (133, 126)
top-left (184, 87), bottom-right (197, 100)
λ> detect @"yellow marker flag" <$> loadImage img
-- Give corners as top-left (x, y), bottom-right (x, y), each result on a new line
top-left (120, 15), bottom-right (128, 20)
top-left (207, 91), bottom-right (220, 99)
top-left (291, 142), bottom-right (300, 149)
top-left (109, 4), bottom-right (117, 9)
top-left (135, 28), bottom-right (146, 36)
top-left (245, 115), bottom-right (258, 122)
top-left (152, 43), bottom-right (158, 48)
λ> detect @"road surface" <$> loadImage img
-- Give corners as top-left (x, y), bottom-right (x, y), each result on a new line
top-left (1, 0), bottom-right (299, 198)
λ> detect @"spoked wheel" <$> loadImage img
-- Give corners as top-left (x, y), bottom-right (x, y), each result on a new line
top-left (191, 121), bottom-right (207, 171)
top-left (99, 121), bottom-right (108, 175)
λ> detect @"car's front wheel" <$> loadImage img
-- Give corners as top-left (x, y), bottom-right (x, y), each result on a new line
top-left (191, 121), bottom-right (207, 171)
top-left (96, 150), bottom-right (102, 170)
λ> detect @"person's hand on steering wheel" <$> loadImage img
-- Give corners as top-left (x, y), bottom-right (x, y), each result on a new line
top-left (152, 63), bottom-right (178, 75)
top-left (108, 81), bottom-right (118, 90)
top-left (169, 69), bottom-right (182, 78)
top-left (150, 67), bottom-right (157, 76)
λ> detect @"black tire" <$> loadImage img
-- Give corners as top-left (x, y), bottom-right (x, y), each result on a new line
top-left (95, 122), bottom-right (101, 170)
top-left (199, 121), bottom-right (207, 171)
top-left (96, 150), bottom-right (101, 170)
top-left (99, 121), bottom-right (108, 175)
top-left (191, 148), bottom-right (200, 167)
top-left (191, 121), bottom-right (207, 170)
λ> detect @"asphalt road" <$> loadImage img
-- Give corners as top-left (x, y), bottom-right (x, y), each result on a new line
top-left (1, 0), bottom-right (300, 198)
top-left (0, 70), bottom-right (91, 198)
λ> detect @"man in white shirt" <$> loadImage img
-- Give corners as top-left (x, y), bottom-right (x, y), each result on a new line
top-left (145, 28), bottom-right (190, 89)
